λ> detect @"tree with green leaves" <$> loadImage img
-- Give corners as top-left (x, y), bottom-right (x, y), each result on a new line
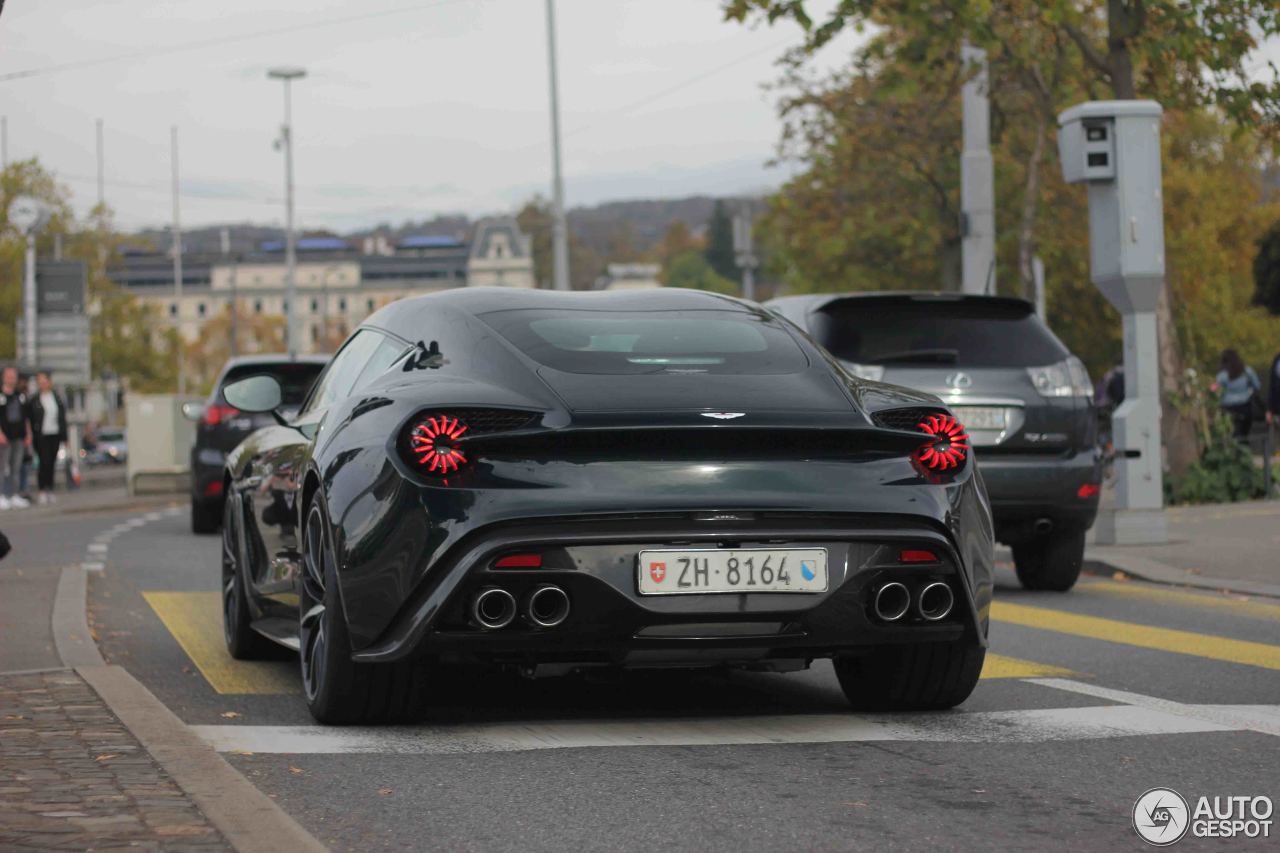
top-left (664, 249), bottom-right (739, 295)
top-left (724, 0), bottom-right (1280, 476)
top-left (516, 196), bottom-right (602, 290)
top-left (704, 200), bottom-right (738, 280)
top-left (3, 159), bottom-right (178, 391)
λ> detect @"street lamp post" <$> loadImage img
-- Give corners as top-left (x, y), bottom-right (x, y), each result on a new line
top-left (544, 0), bottom-right (570, 291)
top-left (268, 66), bottom-right (306, 358)
top-left (9, 195), bottom-right (51, 368)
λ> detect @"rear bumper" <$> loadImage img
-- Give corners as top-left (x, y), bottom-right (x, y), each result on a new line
top-left (977, 448), bottom-right (1102, 536)
top-left (348, 513), bottom-right (991, 665)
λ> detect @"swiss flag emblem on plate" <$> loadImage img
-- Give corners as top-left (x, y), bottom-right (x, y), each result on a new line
top-left (649, 562), bottom-right (667, 583)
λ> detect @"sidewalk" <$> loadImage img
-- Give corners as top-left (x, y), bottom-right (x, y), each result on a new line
top-left (4, 485), bottom-right (175, 519)
top-left (1086, 500), bottom-right (1280, 598)
top-left (0, 670), bottom-right (228, 850)
top-left (0, 491), bottom-right (324, 852)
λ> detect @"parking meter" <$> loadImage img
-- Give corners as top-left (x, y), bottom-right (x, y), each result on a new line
top-left (1057, 100), bottom-right (1167, 544)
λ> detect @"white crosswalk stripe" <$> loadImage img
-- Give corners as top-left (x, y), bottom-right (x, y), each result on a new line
top-left (191, 701), bottom-right (1276, 755)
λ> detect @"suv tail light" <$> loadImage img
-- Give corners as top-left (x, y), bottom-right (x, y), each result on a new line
top-left (1026, 356), bottom-right (1092, 398)
top-left (913, 413), bottom-right (969, 471)
top-left (204, 404), bottom-right (240, 426)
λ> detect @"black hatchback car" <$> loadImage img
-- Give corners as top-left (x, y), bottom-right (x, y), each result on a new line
top-left (768, 293), bottom-right (1101, 591)
top-left (186, 355), bottom-right (328, 533)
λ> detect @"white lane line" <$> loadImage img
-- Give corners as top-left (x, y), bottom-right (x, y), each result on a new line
top-left (192, 704), bottom-right (1237, 755)
top-left (87, 542), bottom-right (109, 553)
top-left (1027, 678), bottom-right (1280, 737)
top-left (81, 561), bottom-right (106, 573)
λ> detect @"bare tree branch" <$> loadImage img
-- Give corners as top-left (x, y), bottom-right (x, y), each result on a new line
top-left (1062, 22), bottom-right (1112, 82)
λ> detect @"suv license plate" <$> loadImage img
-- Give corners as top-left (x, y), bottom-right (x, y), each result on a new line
top-left (638, 549), bottom-right (828, 595)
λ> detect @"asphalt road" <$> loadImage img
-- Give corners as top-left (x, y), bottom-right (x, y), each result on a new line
top-left (63, 506), bottom-right (1280, 851)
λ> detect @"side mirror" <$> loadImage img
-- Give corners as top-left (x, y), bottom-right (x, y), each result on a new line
top-left (222, 375), bottom-right (283, 413)
top-left (181, 402), bottom-right (207, 422)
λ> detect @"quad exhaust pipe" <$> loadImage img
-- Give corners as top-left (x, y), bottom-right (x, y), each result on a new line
top-left (873, 582), bottom-right (911, 622)
top-left (524, 584), bottom-right (570, 628)
top-left (472, 587), bottom-right (517, 630)
top-left (916, 582), bottom-right (954, 622)
top-left (471, 585), bottom-right (571, 630)
top-left (871, 581), bottom-right (954, 623)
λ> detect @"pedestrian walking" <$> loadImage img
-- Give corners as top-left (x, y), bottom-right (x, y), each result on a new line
top-left (27, 370), bottom-right (68, 506)
top-left (1214, 349), bottom-right (1264, 439)
top-left (1268, 349), bottom-right (1280, 428)
top-left (0, 366), bottom-right (32, 510)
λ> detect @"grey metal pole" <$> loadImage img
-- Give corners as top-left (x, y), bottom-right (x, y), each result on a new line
top-left (1032, 255), bottom-right (1046, 319)
top-left (960, 43), bottom-right (995, 296)
top-left (96, 118), bottom-right (105, 208)
top-left (282, 78), bottom-right (298, 357)
top-left (23, 234), bottom-right (37, 366)
top-left (171, 125), bottom-right (186, 395)
top-left (545, 0), bottom-right (570, 291)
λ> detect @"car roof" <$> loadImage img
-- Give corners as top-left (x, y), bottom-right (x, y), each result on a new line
top-left (365, 286), bottom-right (761, 341)
top-left (767, 291), bottom-right (1035, 314)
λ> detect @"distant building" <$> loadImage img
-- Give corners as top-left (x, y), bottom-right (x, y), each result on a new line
top-left (109, 217), bottom-right (535, 353)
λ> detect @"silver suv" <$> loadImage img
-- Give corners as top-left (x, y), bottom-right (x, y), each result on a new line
top-left (768, 292), bottom-right (1102, 591)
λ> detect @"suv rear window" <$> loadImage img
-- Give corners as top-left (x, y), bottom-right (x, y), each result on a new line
top-left (218, 363), bottom-right (324, 407)
top-left (809, 298), bottom-right (1069, 367)
top-left (479, 308), bottom-right (807, 375)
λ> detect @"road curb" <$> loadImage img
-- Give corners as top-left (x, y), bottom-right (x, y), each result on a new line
top-left (58, 551), bottom-right (329, 852)
top-left (53, 565), bottom-right (106, 668)
top-left (78, 664), bottom-right (327, 853)
top-left (1084, 552), bottom-right (1280, 600)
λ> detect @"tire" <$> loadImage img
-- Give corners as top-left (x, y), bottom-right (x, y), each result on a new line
top-left (834, 643), bottom-right (985, 711)
top-left (299, 499), bottom-right (431, 724)
top-left (222, 494), bottom-right (273, 660)
top-left (1013, 527), bottom-right (1085, 592)
top-left (191, 498), bottom-right (220, 534)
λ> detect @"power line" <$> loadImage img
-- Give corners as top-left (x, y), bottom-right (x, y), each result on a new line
top-left (0, 0), bottom-right (474, 83)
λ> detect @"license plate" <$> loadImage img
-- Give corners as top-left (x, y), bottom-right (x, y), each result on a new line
top-left (638, 548), bottom-right (828, 595)
top-left (950, 406), bottom-right (1007, 430)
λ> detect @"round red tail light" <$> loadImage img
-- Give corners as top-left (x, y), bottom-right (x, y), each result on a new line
top-left (913, 413), bottom-right (969, 471)
top-left (410, 415), bottom-right (469, 475)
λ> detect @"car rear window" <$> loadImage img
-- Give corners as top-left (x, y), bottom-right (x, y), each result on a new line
top-left (218, 363), bottom-right (325, 407)
top-left (809, 299), bottom-right (1069, 367)
top-left (479, 308), bottom-right (808, 375)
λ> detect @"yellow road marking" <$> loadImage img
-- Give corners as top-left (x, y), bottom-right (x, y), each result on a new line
top-left (1076, 580), bottom-right (1280, 622)
top-left (992, 601), bottom-right (1280, 671)
top-left (143, 591), bottom-right (297, 695)
top-left (980, 654), bottom-right (1078, 679)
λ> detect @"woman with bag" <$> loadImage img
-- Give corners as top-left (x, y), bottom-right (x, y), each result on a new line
top-left (1214, 349), bottom-right (1264, 440)
top-left (26, 370), bottom-right (68, 505)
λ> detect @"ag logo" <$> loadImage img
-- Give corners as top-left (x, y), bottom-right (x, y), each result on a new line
top-left (649, 562), bottom-right (667, 583)
top-left (1133, 788), bottom-right (1190, 846)
top-left (945, 372), bottom-right (972, 390)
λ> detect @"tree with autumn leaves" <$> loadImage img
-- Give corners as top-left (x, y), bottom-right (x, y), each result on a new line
top-left (724, 0), bottom-right (1280, 475)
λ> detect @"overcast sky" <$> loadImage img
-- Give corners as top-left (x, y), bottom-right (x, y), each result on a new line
top-left (2, 2), bottom-right (1275, 235)
top-left (0, 0), bottom-right (858, 233)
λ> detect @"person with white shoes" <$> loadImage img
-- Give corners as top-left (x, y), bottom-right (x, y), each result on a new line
top-left (0, 367), bottom-right (32, 510)
top-left (27, 370), bottom-right (67, 507)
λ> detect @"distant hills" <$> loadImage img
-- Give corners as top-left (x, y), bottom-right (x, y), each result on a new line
top-left (126, 194), bottom-right (760, 260)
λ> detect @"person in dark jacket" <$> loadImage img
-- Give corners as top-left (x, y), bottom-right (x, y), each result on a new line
top-left (1268, 351), bottom-right (1280, 427)
top-left (27, 370), bottom-right (68, 505)
top-left (0, 366), bottom-right (32, 510)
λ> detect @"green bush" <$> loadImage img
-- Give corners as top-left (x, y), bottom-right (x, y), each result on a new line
top-left (1166, 414), bottom-right (1273, 505)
